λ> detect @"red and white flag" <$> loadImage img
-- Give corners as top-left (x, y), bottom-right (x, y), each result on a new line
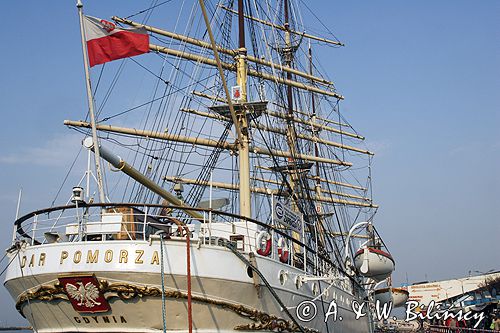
top-left (83, 16), bottom-right (149, 67)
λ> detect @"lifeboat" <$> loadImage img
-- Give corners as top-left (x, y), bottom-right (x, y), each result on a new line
top-left (392, 288), bottom-right (410, 307)
top-left (353, 247), bottom-right (395, 281)
top-left (374, 287), bottom-right (409, 308)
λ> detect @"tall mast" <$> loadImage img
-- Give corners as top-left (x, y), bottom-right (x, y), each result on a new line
top-left (236, 0), bottom-right (252, 218)
top-left (76, 0), bottom-right (106, 204)
top-left (309, 44), bottom-right (326, 248)
top-left (283, 0), bottom-right (303, 259)
top-left (283, 0), bottom-right (299, 199)
top-left (284, 0), bottom-right (294, 141)
top-left (198, 0), bottom-right (251, 218)
top-left (309, 45), bottom-right (321, 199)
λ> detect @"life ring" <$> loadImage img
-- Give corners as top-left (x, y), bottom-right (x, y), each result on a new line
top-left (277, 237), bottom-right (290, 263)
top-left (256, 231), bottom-right (272, 256)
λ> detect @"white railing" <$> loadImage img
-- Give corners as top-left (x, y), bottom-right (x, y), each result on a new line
top-left (13, 203), bottom-right (339, 278)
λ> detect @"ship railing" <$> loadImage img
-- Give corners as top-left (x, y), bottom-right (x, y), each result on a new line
top-left (13, 203), bottom-right (350, 281)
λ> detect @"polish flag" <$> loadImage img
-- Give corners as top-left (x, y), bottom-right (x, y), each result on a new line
top-left (83, 16), bottom-right (149, 67)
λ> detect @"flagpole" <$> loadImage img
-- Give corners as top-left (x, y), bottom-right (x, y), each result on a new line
top-left (76, 0), bottom-right (106, 204)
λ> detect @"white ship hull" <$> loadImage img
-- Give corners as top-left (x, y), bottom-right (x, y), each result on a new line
top-left (5, 240), bottom-right (371, 332)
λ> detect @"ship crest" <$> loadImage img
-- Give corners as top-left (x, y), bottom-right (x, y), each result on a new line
top-left (59, 276), bottom-right (110, 313)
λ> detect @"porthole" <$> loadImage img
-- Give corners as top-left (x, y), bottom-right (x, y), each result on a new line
top-left (279, 270), bottom-right (287, 285)
top-left (295, 276), bottom-right (303, 290)
top-left (312, 283), bottom-right (319, 296)
top-left (247, 266), bottom-right (254, 278)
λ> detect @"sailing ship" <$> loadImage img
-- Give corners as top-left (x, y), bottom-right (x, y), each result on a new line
top-left (4, 0), bottom-right (396, 332)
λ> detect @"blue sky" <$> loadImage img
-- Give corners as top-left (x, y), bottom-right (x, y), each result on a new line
top-left (0, 0), bottom-right (499, 327)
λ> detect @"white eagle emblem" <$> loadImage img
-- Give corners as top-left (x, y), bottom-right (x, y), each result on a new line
top-left (65, 281), bottom-right (102, 308)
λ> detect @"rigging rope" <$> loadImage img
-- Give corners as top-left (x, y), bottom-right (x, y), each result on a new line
top-left (222, 239), bottom-right (307, 333)
top-left (184, 122), bottom-right (232, 209)
top-left (125, 0), bottom-right (175, 19)
top-left (160, 235), bottom-right (167, 333)
top-left (50, 146), bottom-right (83, 208)
top-left (0, 252), bottom-right (17, 278)
top-left (0, 252), bottom-right (7, 267)
top-left (186, 228), bottom-right (193, 333)
top-left (296, 0), bottom-right (342, 45)
top-left (16, 249), bottom-right (38, 332)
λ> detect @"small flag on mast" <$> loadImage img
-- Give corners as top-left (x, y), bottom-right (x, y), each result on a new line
top-left (83, 16), bottom-right (149, 67)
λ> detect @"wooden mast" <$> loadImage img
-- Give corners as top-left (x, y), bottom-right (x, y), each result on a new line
top-left (197, 0), bottom-right (251, 218)
top-left (235, 0), bottom-right (252, 218)
top-left (309, 44), bottom-right (327, 248)
top-left (284, 0), bottom-right (298, 191)
top-left (283, 0), bottom-right (304, 257)
top-left (309, 45), bottom-right (322, 207)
